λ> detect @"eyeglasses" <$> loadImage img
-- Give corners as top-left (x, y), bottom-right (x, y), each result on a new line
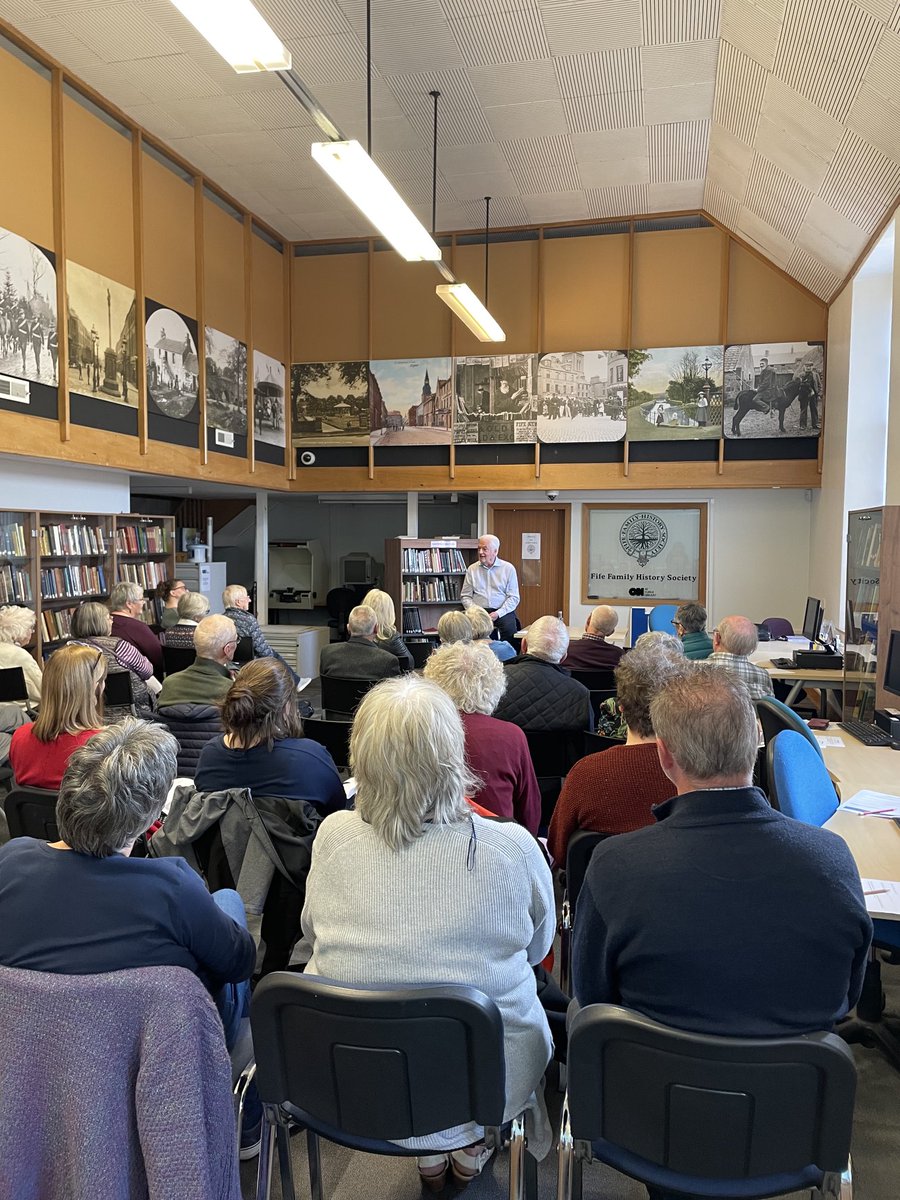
top-left (672, 620), bottom-right (684, 632)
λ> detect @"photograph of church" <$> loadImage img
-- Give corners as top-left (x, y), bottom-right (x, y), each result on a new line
top-left (369, 357), bottom-right (453, 445)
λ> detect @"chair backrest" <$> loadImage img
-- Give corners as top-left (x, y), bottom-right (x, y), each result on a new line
top-left (0, 666), bottom-right (28, 703)
top-left (321, 674), bottom-right (375, 717)
top-left (762, 616), bottom-right (795, 639)
top-left (567, 1003), bottom-right (856, 1193)
top-left (302, 716), bottom-right (352, 773)
top-left (754, 696), bottom-right (822, 758)
top-left (4, 787), bottom-right (59, 840)
top-left (407, 639), bottom-right (435, 669)
top-left (768, 731), bottom-right (838, 826)
top-left (648, 604), bottom-right (677, 632)
top-left (565, 830), bottom-right (607, 913)
top-left (103, 669), bottom-right (133, 709)
top-left (580, 731), bottom-right (624, 758)
top-left (163, 645), bottom-right (196, 676)
top-left (250, 973), bottom-right (506, 1141)
top-left (233, 635), bottom-right (254, 663)
top-left (569, 669), bottom-right (617, 724)
top-left (524, 728), bottom-right (584, 780)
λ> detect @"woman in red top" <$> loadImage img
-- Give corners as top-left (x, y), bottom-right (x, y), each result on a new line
top-left (9, 643), bottom-right (105, 790)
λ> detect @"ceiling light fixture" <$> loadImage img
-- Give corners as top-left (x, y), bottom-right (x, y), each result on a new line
top-left (169, 0), bottom-right (291, 73)
top-left (435, 283), bottom-right (506, 343)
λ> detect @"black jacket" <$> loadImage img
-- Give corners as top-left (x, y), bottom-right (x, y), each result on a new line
top-left (155, 703), bottom-right (223, 776)
top-left (493, 655), bottom-right (592, 732)
top-left (319, 636), bottom-right (401, 681)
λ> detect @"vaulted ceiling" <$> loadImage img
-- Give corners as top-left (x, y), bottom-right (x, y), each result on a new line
top-left (6, 0), bottom-right (900, 300)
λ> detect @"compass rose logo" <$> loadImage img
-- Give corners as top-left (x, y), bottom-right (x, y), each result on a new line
top-left (619, 512), bottom-right (668, 568)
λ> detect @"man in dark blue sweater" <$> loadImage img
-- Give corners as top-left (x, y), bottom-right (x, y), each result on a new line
top-left (573, 664), bottom-right (872, 1036)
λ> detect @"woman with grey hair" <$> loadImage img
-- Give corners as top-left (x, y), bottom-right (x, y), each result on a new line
top-left (69, 600), bottom-right (156, 713)
top-left (465, 604), bottom-right (516, 662)
top-left (595, 630), bottom-right (685, 738)
top-left (424, 641), bottom-right (540, 833)
top-left (162, 591), bottom-right (211, 650)
top-left (437, 609), bottom-right (473, 646)
top-left (109, 582), bottom-right (164, 678)
top-left (299, 674), bottom-right (555, 1186)
top-left (0, 605), bottom-right (42, 708)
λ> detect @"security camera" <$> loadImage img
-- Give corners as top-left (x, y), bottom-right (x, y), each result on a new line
top-left (546, 490), bottom-right (559, 501)
top-left (299, 450), bottom-right (316, 466)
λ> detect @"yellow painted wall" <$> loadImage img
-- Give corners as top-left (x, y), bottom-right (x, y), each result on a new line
top-left (142, 153), bottom-right (196, 317)
top-left (0, 43), bottom-right (53, 250)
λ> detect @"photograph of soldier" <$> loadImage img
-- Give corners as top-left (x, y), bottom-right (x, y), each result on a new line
top-left (370, 358), bottom-right (453, 446)
top-left (205, 326), bottom-right (247, 437)
top-left (254, 351), bottom-right (286, 447)
top-left (291, 361), bottom-right (369, 447)
top-left (453, 355), bottom-right (538, 444)
top-left (66, 260), bottom-right (137, 407)
top-left (537, 351), bottom-right (626, 443)
top-left (145, 304), bottom-right (199, 421)
top-left (0, 225), bottom-right (58, 394)
top-left (626, 346), bottom-right (724, 441)
top-left (724, 343), bottom-right (824, 439)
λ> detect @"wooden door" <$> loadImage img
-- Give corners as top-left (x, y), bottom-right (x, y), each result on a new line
top-left (487, 504), bottom-right (571, 627)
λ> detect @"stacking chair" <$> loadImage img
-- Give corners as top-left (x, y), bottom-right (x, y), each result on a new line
top-left (102, 669), bottom-right (134, 712)
top-left (320, 675), bottom-right (375, 717)
top-left (523, 729), bottom-right (584, 827)
top-left (301, 716), bottom-right (352, 774)
top-left (162, 645), bottom-right (196, 676)
top-left (407, 639), bottom-right (436, 669)
top-left (580, 731), bottom-right (622, 758)
top-left (4, 786), bottom-right (59, 841)
top-left (233, 635), bottom-right (255, 664)
top-left (0, 666), bottom-right (28, 705)
top-left (250, 973), bottom-right (537, 1200)
top-left (647, 604), bottom-right (677, 632)
top-left (559, 1003), bottom-right (856, 1200)
top-left (558, 830), bottom-right (607, 995)
top-left (568, 669), bottom-right (616, 725)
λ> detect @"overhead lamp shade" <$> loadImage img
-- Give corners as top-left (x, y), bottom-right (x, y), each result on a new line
top-left (169, 0), bottom-right (291, 72)
top-left (312, 140), bottom-right (442, 262)
top-left (435, 283), bottom-right (506, 343)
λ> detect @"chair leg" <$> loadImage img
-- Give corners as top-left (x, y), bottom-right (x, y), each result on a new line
top-left (255, 1110), bottom-right (276, 1200)
top-left (556, 1098), bottom-right (574, 1200)
top-left (817, 1170), bottom-right (842, 1199)
top-left (277, 1120), bottom-right (297, 1200)
top-left (508, 1115), bottom-right (526, 1200)
top-left (307, 1129), bottom-right (324, 1200)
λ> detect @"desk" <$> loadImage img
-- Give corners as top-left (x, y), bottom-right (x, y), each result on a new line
top-left (822, 735), bottom-right (900, 902)
top-left (750, 647), bottom-right (845, 715)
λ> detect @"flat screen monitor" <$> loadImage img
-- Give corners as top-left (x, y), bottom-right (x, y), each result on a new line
top-left (884, 629), bottom-right (900, 697)
top-left (802, 596), bottom-right (822, 646)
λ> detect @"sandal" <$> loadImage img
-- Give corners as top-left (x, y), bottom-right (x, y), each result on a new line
top-left (417, 1154), bottom-right (449, 1193)
top-left (450, 1143), bottom-right (494, 1186)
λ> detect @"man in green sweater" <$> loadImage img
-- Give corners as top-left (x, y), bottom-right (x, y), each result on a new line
top-left (673, 603), bottom-right (713, 660)
top-left (157, 614), bottom-right (237, 706)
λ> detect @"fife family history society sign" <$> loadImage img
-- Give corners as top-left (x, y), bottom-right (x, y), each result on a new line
top-left (582, 504), bottom-right (707, 605)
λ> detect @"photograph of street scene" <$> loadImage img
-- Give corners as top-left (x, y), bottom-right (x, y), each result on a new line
top-left (292, 361), bottom-right (369, 447)
top-left (724, 342), bottom-right (824, 438)
top-left (66, 260), bottom-right (137, 406)
top-left (626, 346), bottom-right (723, 441)
top-left (536, 351), bottom-right (627, 443)
top-left (205, 326), bottom-right (247, 438)
top-left (0, 224), bottom-right (58, 400)
top-left (454, 354), bottom-right (538, 444)
top-left (370, 358), bottom-right (453, 446)
top-left (145, 304), bottom-right (199, 421)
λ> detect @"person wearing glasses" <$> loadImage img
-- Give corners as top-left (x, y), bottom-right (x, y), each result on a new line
top-left (157, 615), bottom-right (238, 707)
top-left (672, 602), bottom-right (713, 660)
top-left (157, 578), bottom-right (188, 630)
top-left (707, 615), bottom-right (773, 701)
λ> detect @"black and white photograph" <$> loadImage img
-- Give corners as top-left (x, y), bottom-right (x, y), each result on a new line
top-left (254, 351), bottom-right (286, 447)
top-left (724, 342), bottom-right (824, 438)
top-left (626, 346), bottom-right (723, 441)
top-left (454, 354), bottom-right (538, 444)
top-left (205, 326), bottom-right (247, 439)
top-left (370, 357), bottom-right (453, 446)
top-left (537, 351), bottom-right (626, 443)
top-left (292, 361), bottom-right (369, 447)
top-left (145, 302), bottom-right (199, 421)
top-left (66, 260), bottom-right (137, 406)
top-left (0, 225), bottom-right (58, 400)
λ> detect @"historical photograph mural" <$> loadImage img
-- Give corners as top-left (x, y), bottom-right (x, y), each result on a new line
top-left (370, 357), bottom-right (453, 446)
top-left (292, 361), bottom-right (369, 447)
top-left (454, 354), bottom-right (538, 444)
top-left (205, 326), bottom-right (247, 448)
top-left (536, 351), bottom-right (626, 443)
top-left (254, 351), bottom-right (286, 448)
top-left (626, 346), bottom-right (723, 441)
top-left (145, 302), bottom-right (199, 422)
top-left (0, 225), bottom-right (58, 403)
top-left (66, 260), bottom-right (137, 406)
top-left (724, 342), bottom-right (824, 438)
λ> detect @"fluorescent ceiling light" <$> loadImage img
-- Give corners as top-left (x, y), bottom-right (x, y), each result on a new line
top-left (169, 0), bottom-right (291, 73)
top-left (435, 283), bottom-right (506, 343)
top-left (312, 140), bottom-right (442, 262)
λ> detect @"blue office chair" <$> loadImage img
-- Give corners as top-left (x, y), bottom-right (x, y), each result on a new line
top-left (647, 604), bottom-right (677, 632)
top-left (755, 696), bottom-right (823, 757)
top-left (767, 731), bottom-right (837, 823)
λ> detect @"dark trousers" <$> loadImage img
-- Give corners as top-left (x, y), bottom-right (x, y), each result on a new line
top-left (494, 611), bottom-right (518, 648)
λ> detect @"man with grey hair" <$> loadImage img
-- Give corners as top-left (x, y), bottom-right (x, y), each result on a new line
top-left (493, 615), bottom-right (592, 732)
top-left (319, 605), bottom-right (401, 681)
top-left (672, 602), bottom-right (713, 660)
top-left (158, 613), bottom-right (237, 707)
top-left (460, 534), bottom-right (520, 646)
top-left (708, 613), bottom-right (773, 699)
top-left (109, 580), bottom-right (164, 677)
top-left (573, 664), bottom-right (872, 1037)
top-left (561, 604), bottom-right (624, 671)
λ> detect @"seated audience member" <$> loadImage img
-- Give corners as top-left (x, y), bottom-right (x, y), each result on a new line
top-left (298, 675), bottom-right (555, 1183)
top-left (437, 610), bottom-right (473, 646)
top-left (573, 665), bottom-right (872, 1035)
top-left (222, 583), bottom-right (297, 680)
top-left (466, 604), bottom-right (516, 662)
top-left (157, 614), bottom-right (237, 708)
top-left (319, 605), bottom-right (401, 681)
top-left (548, 646), bottom-right (687, 864)
top-left (162, 591), bottom-right (210, 648)
top-left (362, 588), bottom-right (413, 670)
top-left (157, 578), bottom-right (188, 629)
top-left (673, 602), bottom-right (714, 660)
top-left (9, 644), bottom-right (105, 789)
top-left (493, 615), bottom-right (592, 733)
top-left (0, 605), bottom-right (42, 709)
top-left (594, 630), bottom-right (684, 738)
top-left (560, 605), bottom-right (624, 671)
top-left (707, 614), bottom-right (773, 700)
top-left (70, 600), bottom-right (157, 711)
top-left (424, 641), bottom-right (540, 834)
top-left (109, 582), bottom-right (164, 678)
top-left (195, 657), bottom-right (344, 816)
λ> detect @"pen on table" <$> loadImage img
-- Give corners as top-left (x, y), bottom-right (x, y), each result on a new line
top-left (864, 888), bottom-right (889, 896)
top-left (860, 809), bottom-right (898, 816)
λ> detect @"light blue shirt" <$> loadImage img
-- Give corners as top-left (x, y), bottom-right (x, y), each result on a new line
top-left (460, 557), bottom-right (520, 620)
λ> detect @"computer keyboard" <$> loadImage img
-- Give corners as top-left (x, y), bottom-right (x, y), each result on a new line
top-left (838, 719), bottom-right (893, 747)
top-left (769, 657), bottom-right (795, 669)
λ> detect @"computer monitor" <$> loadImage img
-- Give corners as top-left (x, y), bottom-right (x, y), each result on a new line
top-left (802, 596), bottom-right (822, 647)
top-left (884, 629), bottom-right (900, 697)
top-left (340, 554), bottom-right (375, 587)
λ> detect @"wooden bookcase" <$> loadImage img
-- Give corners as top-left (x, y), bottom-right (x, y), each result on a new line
top-left (844, 505), bottom-right (900, 719)
top-left (384, 537), bottom-right (479, 636)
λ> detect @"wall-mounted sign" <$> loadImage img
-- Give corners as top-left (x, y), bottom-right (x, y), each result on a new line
top-left (582, 503), bottom-right (707, 605)
top-left (522, 532), bottom-right (541, 560)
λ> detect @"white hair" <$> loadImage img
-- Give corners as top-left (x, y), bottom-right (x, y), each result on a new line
top-left (0, 605), bottom-right (36, 645)
top-left (437, 610), bottom-right (473, 645)
top-left (717, 615), bottom-right (759, 657)
top-left (424, 640), bottom-right (507, 715)
top-left (348, 605), bottom-right (377, 637)
top-left (588, 605), bottom-right (618, 637)
top-left (465, 606), bottom-right (494, 640)
top-left (109, 581), bottom-right (143, 610)
top-left (223, 584), bottom-right (248, 608)
top-left (177, 591), bottom-right (210, 622)
top-left (478, 534), bottom-right (500, 551)
top-left (526, 615), bottom-right (569, 663)
top-left (194, 614), bottom-right (237, 660)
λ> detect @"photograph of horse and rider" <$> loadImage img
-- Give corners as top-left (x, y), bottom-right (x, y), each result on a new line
top-left (724, 343), bottom-right (824, 438)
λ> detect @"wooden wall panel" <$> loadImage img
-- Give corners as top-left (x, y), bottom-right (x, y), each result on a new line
top-left (542, 233), bottom-right (630, 351)
top-left (727, 242), bottom-right (827, 345)
top-left (371, 251), bottom-right (451, 360)
top-left (0, 45), bottom-right (53, 249)
top-left (631, 227), bottom-right (724, 348)
top-left (252, 234), bottom-right (286, 361)
top-left (292, 249), bottom-right (368, 363)
top-left (203, 195), bottom-right (245, 338)
top-left (453, 239), bottom-right (538, 355)
top-left (63, 94), bottom-right (133, 285)
top-left (142, 153), bottom-right (196, 317)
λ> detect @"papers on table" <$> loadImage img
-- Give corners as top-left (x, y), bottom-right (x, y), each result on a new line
top-left (861, 879), bottom-right (900, 920)
top-left (843, 790), bottom-right (900, 818)
top-left (815, 735), bottom-right (845, 748)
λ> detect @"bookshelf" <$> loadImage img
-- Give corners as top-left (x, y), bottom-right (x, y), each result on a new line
top-left (844, 506), bottom-right (900, 719)
top-left (384, 537), bottom-right (478, 637)
top-left (114, 517), bottom-right (176, 623)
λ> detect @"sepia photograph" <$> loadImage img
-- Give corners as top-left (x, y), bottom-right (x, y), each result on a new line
top-left (205, 326), bottom-right (247, 436)
top-left (145, 303), bottom-right (199, 421)
top-left (537, 351), bottom-right (626, 443)
top-left (67, 260), bottom-right (137, 406)
top-left (370, 357), bottom-right (453, 445)
top-left (0, 225), bottom-right (58, 395)
top-left (454, 354), bottom-right (538, 444)
top-left (724, 342), bottom-right (824, 438)
top-left (254, 351), bottom-right (286, 447)
top-left (626, 346), bottom-right (723, 441)
top-left (292, 361), bottom-right (369, 447)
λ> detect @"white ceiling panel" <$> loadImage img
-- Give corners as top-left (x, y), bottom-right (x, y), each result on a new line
top-left (441, 0), bottom-right (550, 64)
top-left (586, 182), bottom-right (650, 218)
top-left (647, 179), bottom-right (706, 209)
top-left (772, 0), bottom-right (880, 122)
top-left (571, 126), bottom-right (649, 160)
top-left (563, 92), bottom-right (644, 132)
top-left (819, 130), bottom-right (900, 230)
top-left (522, 189), bottom-right (590, 220)
top-left (647, 120), bottom-right (709, 182)
top-left (120, 54), bottom-right (224, 102)
top-left (703, 179), bottom-right (742, 227)
top-left (640, 39), bottom-right (719, 87)
top-left (286, 34), bottom-right (368, 88)
top-left (484, 99), bottom-right (569, 140)
top-left (501, 132), bottom-right (580, 191)
top-left (737, 207), bottom-right (794, 265)
top-left (127, 102), bottom-right (191, 141)
top-left (714, 39), bottom-right (767, 144)
top-left (847, 83), bottom-right (900, 160)
top-left (796, 197), bottom-right (869, 273)
top-left (468, 59), bottom-right (560, 108)
top-left (389, 68), bottom-right (492, 145)
top-left (578, 155), bottom-right (651, 186)
top-left (542, 0), bottom-right (644, 53)
top-left (863, 27), bottom-right (900, 102)
top-left (555, 48), bottom-right (642, 97)
top-left (642, 81), bottom-right (716, 124)
top-left (641, 0), bottom-right (720, 43)
top-left (744, 152), bottom-right (813, 237)
top-left (785, 247), bottom-right (842, 297)
top-left (720, 0), bottom-right (781, 69)
top-left (753, 114), bottom-right (833, 192)
top-left (55, 3), bottom-right (182, 62)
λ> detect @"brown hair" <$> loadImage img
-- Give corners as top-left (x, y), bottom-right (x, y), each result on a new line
top-left (220, 657), bottom-right (302, 750)
top-left (33, 643), bottom-right (106, 743)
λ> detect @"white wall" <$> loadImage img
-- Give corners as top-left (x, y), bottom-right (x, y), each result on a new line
top-left (0, 453), bottom-right (131, 512)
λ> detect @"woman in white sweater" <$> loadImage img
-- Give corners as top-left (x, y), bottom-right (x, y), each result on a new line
top-left (299, 674), bottom-right (555, 1189)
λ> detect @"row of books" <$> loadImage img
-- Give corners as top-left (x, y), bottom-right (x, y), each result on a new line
top-left (402, 607), bottom-right (425, 634)
top-left (402, 547), bottom-right (469, 573)
top-left (854, 520), bottom-right (882, 570)
top-left (39, 523), bottom-right (107, 557)
top-left (0, 563), bottom-right (32, 604)
top-left (40, 563), bottom-right (107, 600)
top-left (0, 522), bottom-right (27, 557)
top-left (115, 523), bottom-right (171, 555)
top-left (402, 578), bottom-right (462, 603)
top-left (118, 561), bottom-right (168, 590)
top-left (39, 606), bottom-right (77, 643)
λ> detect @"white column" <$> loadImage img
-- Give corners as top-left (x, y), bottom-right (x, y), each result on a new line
top-left (406, 491), bottom-right (418, 537)
top-left (255, 489), bottom-right (269, 615)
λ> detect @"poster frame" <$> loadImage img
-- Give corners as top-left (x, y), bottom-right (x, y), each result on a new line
top-left (581, 502), bottom-right (708, 606)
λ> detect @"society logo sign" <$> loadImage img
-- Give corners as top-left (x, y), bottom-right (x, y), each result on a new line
top-left (619, 512), bottom-right (668, 568)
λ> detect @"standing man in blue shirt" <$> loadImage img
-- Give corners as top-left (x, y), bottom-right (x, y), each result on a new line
top-left (460, 534), bottom-right (520, 646)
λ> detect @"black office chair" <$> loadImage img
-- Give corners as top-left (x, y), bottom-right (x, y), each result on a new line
top-left (162, 645), bottom-right (196, 676)
top-left (4, 787), bottom-right (59, 841)
top-left (568, 670), bottom-right (616, 724)
top-left (302, 716), bottom-right (352, 774)
top-left (579, 731), bottom-right (622, 758)
top-left (233, 635), bottom-right (254, 664)
top-left (0, 667), bottom-right (28, 704)
top-left (407, 638), bottom-right (436, 669)
top-left (559, 1003), bottom-right (856, 1200)
top-left (320, 675), bottom-right (375, 718)
top-left (325, 587), bottom-right (357, 643)
top-left (524, 729), bottom-right (584, 828)
top-left (558, 831), bottom-right (608, 995)
top-left (250, 973), bottom-right (536, 1200)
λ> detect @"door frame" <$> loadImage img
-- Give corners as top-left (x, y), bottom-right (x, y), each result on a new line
top-left (487, 502), bottom-right (572, 620)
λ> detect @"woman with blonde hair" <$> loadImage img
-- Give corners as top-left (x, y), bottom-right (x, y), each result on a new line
top-left (437, 609), bottom-right (472, 646)
top-left (8, 643), bottom-right (105, 789)
top-left (361, 587), bottom-right (412, 670)
top-left (0, 605), bottom-right (42, 709)
top-left (465, 604), bottom-right (516, 661)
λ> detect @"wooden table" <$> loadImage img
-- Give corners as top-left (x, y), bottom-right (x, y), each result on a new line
top-left (822, 734), bottom-right (900, 904)
top-left (750, 647), bottom-right (846, 713)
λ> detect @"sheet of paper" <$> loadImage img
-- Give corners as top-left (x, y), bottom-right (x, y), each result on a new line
top-left (815, 735), bottom-right (845, 748)
top-left (861, 879), bottom-right (900, 920)
top-left (843, 790), bottom-right (900, 818)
